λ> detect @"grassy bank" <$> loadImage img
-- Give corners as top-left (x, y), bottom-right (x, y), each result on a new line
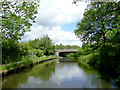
top-left (0, 55), bottom-right (58, 72)
top-left (77, 53), bottom-right (120, 84)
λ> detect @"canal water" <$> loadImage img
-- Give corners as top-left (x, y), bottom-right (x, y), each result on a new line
top-left (2, 58), bottom-right (118, 88)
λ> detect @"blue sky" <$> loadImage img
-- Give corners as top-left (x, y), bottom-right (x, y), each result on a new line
top-left (21, 0), bottom-right (88, 47)
top-left (61, 22), bottom-right (78, 33)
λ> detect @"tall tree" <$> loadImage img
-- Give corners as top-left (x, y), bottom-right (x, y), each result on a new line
top-left (1, 0), bottom-right (40, 63)
top-left (36, 35), bottom-right (55, 56)
top-left (74, 2), bottom-right (120, 47)
top-left (1, 0), bottom-right (40, 41)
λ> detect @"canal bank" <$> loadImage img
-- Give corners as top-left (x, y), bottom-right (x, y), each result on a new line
top-left (2, 58), bottom-right (119, 88)
top-left (0, 56), bottom-right (59, 77)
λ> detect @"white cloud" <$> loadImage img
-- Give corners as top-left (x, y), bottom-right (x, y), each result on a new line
top-left (36, 0), bottom-right (88, 26)
top-left (21, 0), bottom-right (88, 47)
top-left (21, 25), bottom-right (82, 46)
top-left (49, 62), bottom-right (86, 85)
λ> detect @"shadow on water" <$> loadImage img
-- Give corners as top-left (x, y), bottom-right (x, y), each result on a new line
top-left (78, 63), bottom-right (119, 88)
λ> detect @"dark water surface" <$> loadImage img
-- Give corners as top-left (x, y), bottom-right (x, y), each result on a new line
top-left (2, 58), bottom-right (118, 88)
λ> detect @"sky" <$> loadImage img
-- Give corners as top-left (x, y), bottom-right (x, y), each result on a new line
top-left (21, 0), bottom-right (89, 47)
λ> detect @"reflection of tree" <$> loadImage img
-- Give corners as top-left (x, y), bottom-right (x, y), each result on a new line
top-left (78, 63), bottom-right (97, 74)
top-left (2, 69), bottom-right (30, 88)
top-left (78, 63), bottom-right (116, 88)
top-left (28, 61), bottom-right (55, 81)
top-left (57, 61), bottom-right (76, 70)
top-left (2, 61), bottom-right (56, 88)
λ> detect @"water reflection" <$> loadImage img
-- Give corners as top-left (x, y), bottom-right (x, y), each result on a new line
top-left (2, 59), bottom-right (118, 88)
top-left (2, 61), bottom-right (56, 88)
top-left (28, 61), bottom-right (55, 81)
top-left (2, 69), bottom-right (30, 88)
top-left (78, 63), bottom-right (118, 88)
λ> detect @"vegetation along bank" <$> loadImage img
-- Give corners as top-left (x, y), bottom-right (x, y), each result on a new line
top-left (73, 1), bottom-right (120, 84)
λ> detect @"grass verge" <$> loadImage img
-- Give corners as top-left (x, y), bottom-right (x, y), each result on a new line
top-left (0, 55), bottom-right (58, 72)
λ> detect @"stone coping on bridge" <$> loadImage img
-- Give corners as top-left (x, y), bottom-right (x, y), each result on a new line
top-left (56, 49), bottom-right (78, 51)
top-left (55, 49), bottom-right (78, 56)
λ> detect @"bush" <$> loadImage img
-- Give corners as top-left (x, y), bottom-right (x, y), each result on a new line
top-left (88, 53), bottom-right (101, 65)
top-left (66, 53), bottom-right (76, 58)
top-left (78, 53), bottom-right (101, 66)
top-left (98, 44), bottom-right (120, 72)
top-left (76, 45), bottom-right (93, 58)
top-left (28, 49), bottom-right (43, 57)
top-left (36, 49), bottom-right (43, 57)
top-left (2, 39), bottom-right (22, 64)
top-left (19, 42), bottom-right (29, 56)
top-left (28, 49), bottom-right (37, 55)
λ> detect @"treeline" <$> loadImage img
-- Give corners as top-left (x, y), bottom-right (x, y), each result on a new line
top-left (55, 44), bottom-right (80, 49)
top-left (2, 33), bottom-right (81, 64)
top-left (2, 35), bottom-right (55, 64)
top-left (1, 0), bottom-right (82, 65)
top-left (74, 2), bottom-right (120, 83)
top-left (1, 1), bottom-right (56, 64)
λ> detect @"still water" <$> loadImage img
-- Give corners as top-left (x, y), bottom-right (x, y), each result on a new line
top-left (2, 58), bottom-right (118, 88)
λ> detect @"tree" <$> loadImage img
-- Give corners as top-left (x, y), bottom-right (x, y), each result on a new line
top-left (36, 35), bottom-right (55, 56)
top-left (1, 0), bottom-right (40, 63)
top-left (74, 1), bottom-right (120, 83)
top-left (55, 44), bottom-right (80, 49)
top-left (72, 0), bottom-right (119, 4)
top-left (74, 2), bottom-right (120, 47)
top-left (28, 40), bottom-right (35, 49)
top-left (19, 42), bottom-right (29, 56)
top-left (1, 0), bottom-right (40, 41)
top-left (2, 39), bottom-right (21, 64)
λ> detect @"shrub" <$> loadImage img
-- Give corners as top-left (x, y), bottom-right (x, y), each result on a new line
top-left (28, 49), bottom-right (37, 55)
top-left (78, 53), bottom-right (101, 66)
top-left (19, 42), bottom-right (29, 56)
top-left (28, 49), bottom-right (43, 57)
top-left (36, 49), bottom-right (43, 57)
top-left (2, 39), bottom-right (22, 64)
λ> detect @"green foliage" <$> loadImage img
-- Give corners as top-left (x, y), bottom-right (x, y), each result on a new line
top-left (28, 61), bottom-right (55, 81)
top-left (1, 0), bottom-right (40, 41)
top-left (66, 53), bottom-right (77, 58)
top-left (76, 44), bottom-right (93, 57)
top-left (75, 2), bottom-right (120, 45)
top-left (36, 49), bottom-right (43, 57)
top-left (98, 44), bottom-right (120, 72)
top-left (0, 55), bottom-right (58, 71)
top-left (55, 44), bottom-right (80, 49)
top-left (28, 49), bottom-right (37, 55)
top-left (1, 0), bottom-right (40, 64)
top-left (19, 42), bottom-right (29, 56)
top-left (75, 1), bottom-right (120, 84)
top-left (28, 40), bottom-right (35, 49)
top-left (35, 35), bottom-right (55, 56)
top-left (27, 48), bottom-right (43, 57)
top-left (25, 35), bottom-right (55, 57)
top-left (2, 35), bottom-right (55, 64)
top-left (2, 38), bottom-right (22, 64)
top-left (78, 53), bottom-right (100, 64)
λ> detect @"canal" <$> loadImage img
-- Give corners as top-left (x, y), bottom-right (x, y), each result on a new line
top-left (2, 58), bottom-right (118, 88)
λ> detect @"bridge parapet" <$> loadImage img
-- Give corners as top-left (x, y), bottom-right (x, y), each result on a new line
top-left (56, 49), bottom-right (78, 52)
top-left (55, 49), bottom-right (78, 56)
